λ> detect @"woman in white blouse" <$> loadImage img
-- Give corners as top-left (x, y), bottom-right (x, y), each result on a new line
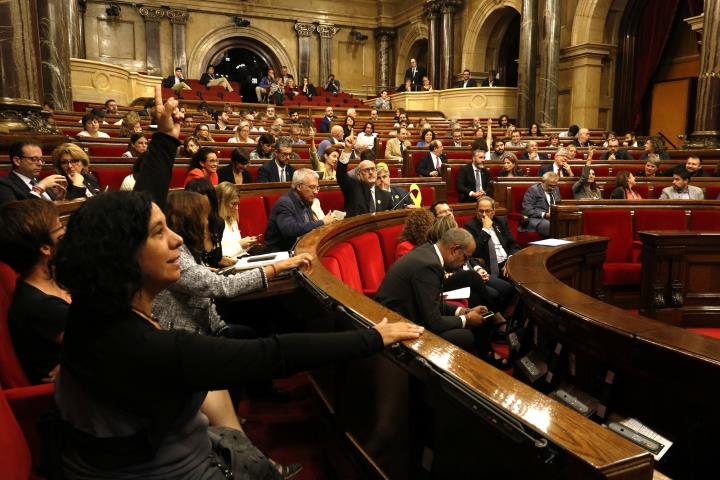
top-left (228, 121), bottom-right (255, 144)
top-left (215, 181), bottom-right (258, 257)
top-left (76, 113), bottom-right (110, 138)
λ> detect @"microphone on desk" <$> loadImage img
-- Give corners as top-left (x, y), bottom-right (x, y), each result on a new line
top-left (391, 190), bottom-right (411, 210)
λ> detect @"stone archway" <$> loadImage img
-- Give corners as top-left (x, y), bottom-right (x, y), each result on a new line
top-left (460, 0), bottom-right (521, 73)
top-left (187, 25), bottom-right (296, 80)
top-left (395, 22), bottom-right (429, 86)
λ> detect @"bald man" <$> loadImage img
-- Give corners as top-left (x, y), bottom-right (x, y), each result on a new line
top-left (317, 125), bottom-right (345, 158)
top-left (337, 135), bottom-right (392, 216)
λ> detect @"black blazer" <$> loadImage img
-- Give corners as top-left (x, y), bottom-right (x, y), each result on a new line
top-left (264, 189), bottom-right (324, 252)
top-left (66, 172), bottom-right (100, 199)
top-left (319, 116), bottom-right (333, 133)
top-left (388, 186), bottom-right (413, 209)
top-left (0, 172), bottom-right (38, 205)
top-left (455, 79), bottom-right (478, 88)
top-left (464, 216), bottom-right (520, 267)
top-left (405, 66), bottom-right (427, 86)
top-left (416, 152), bottom-right (445, 177)
top-left (133, 132), bottom-right (181, 211)
top-left (199, 73), bottom-right (218, 87)
top-left (162, 75), bottom-right (180, 88)
top-left (538, 164), bottom-right (572, 177)
top-left (600, 150), bottom-right (633, 160)
top-left (481, 79), bottom-right (501, 87)
top-left (337, 160), bottom-right (392, 217)
top-left (217, 165), bottom-right (252, 184)
top-left (456, 164), bottom-right (490, 203)
top-left (256, 159), bottom-right (294, 183)
top-left (375, 242), bottom-right (463, 334)
top-left (570, 139), bottom-right (595, 147)
top-left (518, 152), bottom-right (549, 160)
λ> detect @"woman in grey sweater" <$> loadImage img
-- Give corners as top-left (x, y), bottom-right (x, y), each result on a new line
top-left (572, 151), bottom-right (602, 199)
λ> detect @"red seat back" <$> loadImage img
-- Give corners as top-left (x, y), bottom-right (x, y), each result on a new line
top-left (348, 233), bottom-right (385, 295)
top-left (376, 224), bottom-right (403, 270)
top-left (634, 209), bottom-right (686, 239)
top-left (263, 194), bottom-right (281, 214)
top-left (705, 186), bottom-right (720, 200)
top-left (321, 256), bottom-right (342, 279)
top-left (582, 210), bottom-right (633, 262)
top-left (509, 184), bottom-right (531, 214)
top-left (238, 197), bottom-right (267, 238)
top-left (0, 387), bottom-right (32, 479)
top-left (419, 186), bottom-right (435, 206)
top-left (323, 242), bottom-right (362, 292)
top-left (93, 167), bottom-right (131, 191)
top-left (0, 263), bottom-right (30, 388)
top-left (445, 167), bottom-right (460, 204)
top-left (317, 190), bottom-right (344, 213)
top-left (690, 210), bottom-right (720, 231)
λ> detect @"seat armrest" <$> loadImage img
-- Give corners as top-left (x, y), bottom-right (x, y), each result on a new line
top-left (631, 240), bottom-right (643, 263)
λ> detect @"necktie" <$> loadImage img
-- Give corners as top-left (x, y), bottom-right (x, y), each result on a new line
top-left (556, 166), bottom-right (562, 177)
top-left (399, 142), bottom-right (404, 155)
top-left (488, 238), bottom-right (500, 277)
top-left (29, 178), bottom-right (38, 186)
top-left (548, 192), bottom-right (555, 206)
top-left (280, 168), bottom-right (285, 182)
top-left (369, 188), bottom-right (376, 212)
top-left (474, 169), bottom-right (482, 191)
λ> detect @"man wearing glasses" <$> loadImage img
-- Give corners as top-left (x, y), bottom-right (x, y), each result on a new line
top-left (337, 135), bottom-right (392, 217)
top-left (264, 168), bottom-right (337, 251)
top-left (256, 136), bottom-right (295, 182)
top-left (0, 141), bottom-right (67, 205)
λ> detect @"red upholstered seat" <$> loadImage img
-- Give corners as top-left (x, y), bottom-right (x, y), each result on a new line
top-left (634, 209), bottom-right (686, 239)
top-left (376, 224), bottom-right (403, 270)
top-left (0, 262), bottom-right (31, 389)
top-left (317, 190), bottom-right (344, 213)
top-left (238, 197), bottom-right (267, 238)
top-left (690, 210), bottom-right (720, 231)
top-left (419, 186), bottom-right (435, 206)
top-left (324, 242), bottom-right (362, 292)
top-left (170, 167), bottom-right (187, 189)
top-left (455, 214), bottom-right (474, 227)
top-left (558, 184), bottom-right (572, 200)
top-left (93, 167), bottom-right (132, 191)
top-left (348, 233), bottom-right (386, 296)
top-left (582, 210), bottom-right (641, 285)
top-left (410, 152), bottom-right (424, 177)
top-left (88, 145), bottom-right (129, 157)
top-left (263, 194), bottom-right (281, 214)
top-left (687, 328), bottom-right (720, 340)
top-left (0, 387), bottom-right (32, 480)
top-left (445, 167), bottom-right (460, 203)
top-left (321, 256), bottom-right (342, 280)
top-left (705, 186), bottom-right (720, 200)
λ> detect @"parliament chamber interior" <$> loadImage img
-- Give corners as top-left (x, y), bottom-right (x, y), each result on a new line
top-left (1, 0), bottom-right (720, 479)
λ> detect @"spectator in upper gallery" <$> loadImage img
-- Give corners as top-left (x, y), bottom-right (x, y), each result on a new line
top-left (659, 170), bottom-right (705, 200)
top-left (199, 65), bottom-right (234, 92)
top-left (397, 78), bottom-right (414, 93)
top-left (279, 65), bottom-right (294, 84)
top-left (457, 146), bottom-right (490, 202)
top-left (300, 76), bottom-right (317, 100)
top-left (600, 137), bottom-right (633, 160)
top-left (518, 140), bottom-right (548, 160)
top-left (104, 99), bottom-right (119, 115)
top-left (256, 136), bottom-right (295, 183)
top-left (417, 140), bottom-right (446, 178)
top-left (76, 113), bottom-right (110, 139)
top-left (481, 72), bottom-right (501, 87)
top-left (268, 78), bottom-right (285, 105)
top-left (385, 127), bottom-right (411, 161)
top-left (572, 151), bottom-right (602, 200)
top-left (519, 172), bottom-right (561, 238)
top-left (122, 132), bottom-right (149, 158)
top-left (212, 110), bottom-right (231, 131)
top-left (455, 69), bottom-right (478, 88)
top-left (662, 155), bottom-right (707, 178)
top-left (559, 124), bottom-right (579, 138)
top-left (163, 67), bottom-right (192, 93)
top-left (184, 147), bottom-right (220, 187)
top-left (610, 171), bottom-right (643, 199)
top-left (640, 136), bottom-right (669, 160)
top-left (405, 58), bottom-right (427, 90)
top-left (496, 152), bottom-right (524, 178)
top-left (570, 128), bottom-right (594, 148)
top-left (623, 131), bottom-right (639, 148)
top-left (538, 147), bottom-right (574, 177)
top-left (635, 155), bottom-right (661, 178)
top-left (504, 130), bottom-right (526, 149)
top-left (375, 90), bottom-right (393, 110)
top-left (319, 106), bottom-right (335, 133)
top-left (325, 73), bottom-right (341, 95)
top-left (420, 76), bottom-right (433, 92)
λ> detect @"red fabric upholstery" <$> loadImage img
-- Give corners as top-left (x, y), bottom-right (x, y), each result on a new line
top-left (446, 167), bottom-right (460, 204)
top-left (455, 214), bottom-right (474, 227)
top-left (376, 224), bottom-right (403, 269)
top-left (348, 233), bottom-right (386, 296)
top-left (0, 387), bottom-right (32, 480)
top-left (324, 242), bottom-right (362, 292)
top-left (705, 186), bottom-right (720, 200)
top-left (237, 197), bottom-right (267, 238)
top-left (558, 184), bottom-right (572, 200)
top-left (690, 210), bottom-right (720, 231)
top-left (5, 383), bottom-right (54, 470)
top-left (419, 186), bottom-right (435, 206)
top-left (263, 195), bottom-right (281, 214)
top-left (246, 166), bottom-right (259, 182)
top-left (170, 167), bottom-right (187, 189)
top-left (321, 256), bottom-right (341, 280)
top-left (93, 167), bottom-right (131, 191)
top-left (317, 190), bottom-right (344, 213)
top-left (0, 263), bottom-right (30, 388)
top-left (688, 328), bottom-right (720, 340)
top-left (88, 145), bottom-right (128, 157)
top-left (582, 210), bottom-right (640, 285)
top-left (509, 185), bottom-right (530, 214)
top-left (634, 209), bottom-right (686, 239)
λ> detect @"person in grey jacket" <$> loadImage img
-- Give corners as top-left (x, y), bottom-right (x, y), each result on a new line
top-left (572, 153), bottom-right (602, 199)
top-left (659, 171), bottom-right (705, 200)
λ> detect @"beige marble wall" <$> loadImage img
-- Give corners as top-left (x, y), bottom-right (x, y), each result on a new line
top-left (71, 59), bottom-right (161, 105)
top-left (84, 3), bottom-right (147, 71)
top-left (383, 87), bottom-right (518, 120)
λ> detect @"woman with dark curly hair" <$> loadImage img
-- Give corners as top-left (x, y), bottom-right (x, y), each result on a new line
top-left (52, 189), bottom-right (422, 479)
top-left (184, 147), bottom-right (220, 187)
top-left (0, 199), bottom-right (68, 385)
top-left (184, 177), bottom-right (231, 268)
top-left (610, 170), bottom-right (642, 199)
top-left (395, 209), bottom-right (435, 259)
top-left (640, 136), bottom-right (669, 160)
top-left (250, 133), bottom-right (275, 161)
top-left (416, 128), bottom-right (435, 147)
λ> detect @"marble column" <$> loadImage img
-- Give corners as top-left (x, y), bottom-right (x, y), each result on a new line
top-left (167, 9), bottom-right (188, 73)
top-left (316, 24), bottom-right (340, 86)
top-left (68, 1), bottom-right (87, 59)
top-left (138, 6), bottom-right (165, 76)
top-left (37, 0), bottom-right (73, 111)
top-left (424, 1), bottom-right (440, 88)
top-left (0, 0), bottom-right (55, 134)
top-left (517, 0), bottom-right (538, 127)
top-left (538, 0), bottom-right (559, 126)
top-left (295, 22), bottom-right (316, 81)
top-left (439, 0), bottom-right (463, 90)
top-left (374, 27), bottom-right (396, 92)
top-left (689, 1), bottom-right (720, 148)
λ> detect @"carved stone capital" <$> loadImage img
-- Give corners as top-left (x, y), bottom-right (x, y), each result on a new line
top-left (438, 0), bottom-right (463, 14)
top-left (138, 6), bottom-right (165, 22)
top-left (423, 1), bottom-right (441, 19)
top-left (167, 9), bottom-right (188, 25)
top-left (316, 24), bottom-right (340, 39)
top-left (295, 22), bottom-right (316, 37)
top-left (374, 27), bottom-right (396, 39)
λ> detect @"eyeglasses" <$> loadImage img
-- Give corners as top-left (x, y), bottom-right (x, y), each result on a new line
top-left (478, 209), bottom-right (494, 214)
top-left (301, 184), bottom-right (319, 192)
top-left (360, 167), bottom-right (376, 173)
top-left (276, 151), bottom-right (292, 159)
top-left (21, 156), bottom-right (44, 164)
top-left (60, 158), bottom-right (82, 166)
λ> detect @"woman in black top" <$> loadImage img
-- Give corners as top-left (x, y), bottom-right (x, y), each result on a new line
top-left (52, 92), bottom-right (423, 479)
top-left (0, 199), bottom-right (69, 384)
top-left (52, 143), bottom-right (100, 199)
top-left (184, 177), bottom-right (232, 268)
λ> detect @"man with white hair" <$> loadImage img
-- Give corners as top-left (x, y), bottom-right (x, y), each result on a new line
top-left (337, 135), bottom-right (392, 216)
top-left (571, 128), bottom-right (594, 148)
top-left (538, 147), bottom-right (573, 177)
top-left (519, 172), bottom-right (561, 237)
top-left (519, 140), bottom-right (548, 160)
top-left (264, 168), bottom-right (337, 251)
top-left (318, 125), bottom-right (345, 158)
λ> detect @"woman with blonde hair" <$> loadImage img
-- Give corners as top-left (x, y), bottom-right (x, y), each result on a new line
top-left (52, 143), bottom-right (100, 199)
top-left (118, 111), bottom-right (143, 137)
top-left (215, 181), bottom-right (259, 257)
top-left (228, 121), bottom-right (255, 144)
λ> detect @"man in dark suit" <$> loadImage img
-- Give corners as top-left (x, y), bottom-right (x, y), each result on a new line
top-left (199, 65), bottom-right (234, 92)
top-left (481, 73), bottom-right (501, 87)
top-left (0, 141), bottom-right (67, 206)
top-left (455, 69), bottom-right (478, 88)
top-left (162, 67), bottom-right (192, 93)
top-left (336, 137), bottom-right (392, 216)
top-left (375, 228), bottom-right (496, 353)
top-left (464, 196), bottom-right (521, 278)
top-left (376, 162), bottom-right (414, 209)
top-left (265, 168), bottom-right (337, 251)
top-left (519, 172), bottom-right (560, 237)
top-left (518, 141), bottom-right (549, 160)
top-left (662, 155), bottom-right (707, 178)
top-left (570, 128), bottom-right (594, 147)
top-left (256, 136), bottom-right (295, 182)
top-left (318, 106), bottom-right (334, 133)
top-left (457, 147), bottom-right (490, 202)
top-left (416, 140), bottom-right (445, 177)
top-left (404, 58), bottom-right (427, 90)
top-left (538, 147), bottom-right (573, 177)
top-left (600, 138), bottom-right (632, 160)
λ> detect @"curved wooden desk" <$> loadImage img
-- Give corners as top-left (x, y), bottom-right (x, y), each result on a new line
top-left (295, 209), bottom-right (652, 480)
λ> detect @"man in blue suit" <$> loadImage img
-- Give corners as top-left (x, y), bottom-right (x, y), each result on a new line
top-left (265, 168), bottom-right (338, 251)
top-left (256, 136), bottom-right (295, 182)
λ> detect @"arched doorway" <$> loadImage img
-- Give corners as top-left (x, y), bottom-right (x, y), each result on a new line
top-left (408, 39), bottom-right (428, 77)
top-left (480, 7), bottom-right (520, 86)
top-left (211, 48), bottom-right (273, 102)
